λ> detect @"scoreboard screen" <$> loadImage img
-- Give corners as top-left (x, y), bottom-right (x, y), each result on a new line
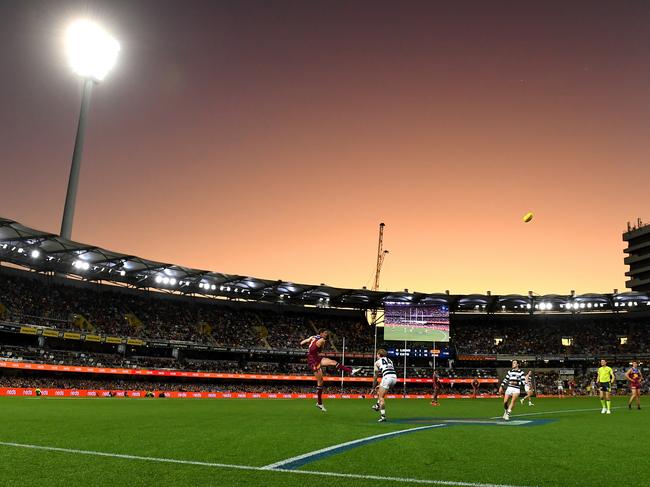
top-left (383, 302), bottom-right (450, 342)
top-left (386, 347), bottom-right (451, 358)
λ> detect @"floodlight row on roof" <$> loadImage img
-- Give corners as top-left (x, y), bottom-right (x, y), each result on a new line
top-left (1, 216), bottom-right (649, 312)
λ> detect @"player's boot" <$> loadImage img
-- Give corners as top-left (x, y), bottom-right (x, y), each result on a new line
top-left (351, 367), bottom-right (362, 376)
top-left (601, 408), bottom-right (606, 414)
top-left (378, 416), bottom-right (386, 422)
top-left (316, 403), bottom-right (327, 412)
top-left (606, 409), bottom-right (611, 414)
top-left (502, 412), bottom-right (509, 421)
top-left (520, 398), bottom-right (524, 405)
top-left (528, 402), bottom-right (534, 406)
top-left (371, 403), bottom-right (380, 411)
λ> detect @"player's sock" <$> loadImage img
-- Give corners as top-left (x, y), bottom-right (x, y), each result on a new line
top-left (600, 399), bottom-right (606, 408)
top-left (335, 363), bottom-right (352, 373)
top-left (317, 386), bottom-right (323, 405)
top-left (606, 400), bottom-right (611, 411)
top-left (504, 403), bottom-right (508, 411)
top-left (380, 409), bottom-right (386, 417)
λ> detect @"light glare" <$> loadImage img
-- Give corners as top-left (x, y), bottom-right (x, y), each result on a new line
top-left (65, 20), bottom-right (120, 81)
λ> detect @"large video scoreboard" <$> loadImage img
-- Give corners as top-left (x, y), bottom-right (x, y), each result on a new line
top-left (383, 302), bottom-right (450, 342)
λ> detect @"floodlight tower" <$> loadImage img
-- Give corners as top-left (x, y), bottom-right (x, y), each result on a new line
top-left (60, 20), bottom-right (120, 239)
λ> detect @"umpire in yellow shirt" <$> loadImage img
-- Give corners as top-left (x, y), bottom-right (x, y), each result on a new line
top-left (596, 359), bottom-right (615, 414)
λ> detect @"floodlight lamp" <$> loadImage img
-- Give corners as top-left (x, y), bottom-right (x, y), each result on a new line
top-left (65, 20), bottom-right (120, 81)
top-left (30, 250), bottom-right (41, 259)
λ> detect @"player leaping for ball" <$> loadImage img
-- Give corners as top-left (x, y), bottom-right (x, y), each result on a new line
top-left (301, 330), bottom-right (360, 412)
top-left (498, 360), bottom-right (525, 421)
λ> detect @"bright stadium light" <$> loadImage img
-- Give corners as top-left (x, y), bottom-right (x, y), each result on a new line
top-left (65, 20), bottom-right (120, 82)
top-left (60, 20), bottom-right (120, 241)
top-left (169, 278), bottom-right (177, 286)
top-left (30, 250), bottom-right (41, 259)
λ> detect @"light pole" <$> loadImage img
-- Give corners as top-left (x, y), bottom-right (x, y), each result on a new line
top-left (60, 20), bottom-right (120, 239)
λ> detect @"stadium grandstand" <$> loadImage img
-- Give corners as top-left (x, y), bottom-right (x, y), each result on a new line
top-left (1, 216), bottom-right (649, 399)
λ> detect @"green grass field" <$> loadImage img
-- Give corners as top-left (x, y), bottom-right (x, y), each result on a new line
top-left (0, 396), bottom-right (646, 486)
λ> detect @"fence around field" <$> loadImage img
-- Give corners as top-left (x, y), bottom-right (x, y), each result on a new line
top-left (0, 387), bottom-right (503, 399)
top-left (0, 360), bottom-right (498, 384)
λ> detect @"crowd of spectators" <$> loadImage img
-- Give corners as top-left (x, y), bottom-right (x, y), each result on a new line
top-left (2, 272), bottom-right (650, 358)
top-left (0, 273), bottom-right (369, 350)
top-left (451, 316), bottom-right (650, 356)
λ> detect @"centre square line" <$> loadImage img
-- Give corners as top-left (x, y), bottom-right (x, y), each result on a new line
top-left (0, 440), bottom-right (530, 487)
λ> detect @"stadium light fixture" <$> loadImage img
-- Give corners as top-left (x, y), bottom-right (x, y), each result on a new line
top-left (65, 20), bottom-right (120, 82)
top-left (155, 276), bottom-right (162, 284)
top-left (119, 270), bottom-right (126, 277)
top-left (60, 20), bottom-right (120, 240)
top-left (169, 278), bottom-right (177, 286)
top-left (30, 250), bottom-right (40, 259)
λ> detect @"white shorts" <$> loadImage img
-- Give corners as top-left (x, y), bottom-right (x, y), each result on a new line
top-left (558, 386), bottom-right (564, 391)
top-left (380, 375), bottom-right (397, 390)
top-left (505, 386), bottom-right (520, 396)
top-left (524, 385), bottom-right (531, 393)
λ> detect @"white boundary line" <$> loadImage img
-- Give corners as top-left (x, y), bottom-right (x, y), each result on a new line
top-left (489, 406), bottom-right (625, 420)
top-left (0, 440), bottom-right (529, 487)
top-left (262, 424), bottom-right (446, 469)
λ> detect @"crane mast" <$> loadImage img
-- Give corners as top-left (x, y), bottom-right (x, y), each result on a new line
top-left (369, 223), bottom-right (389, 326)
top-left (372, 223), bottom-right (388, 292)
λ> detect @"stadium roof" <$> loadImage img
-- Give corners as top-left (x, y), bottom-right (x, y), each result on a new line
top-left (1, 216), bottom-right (648, 313)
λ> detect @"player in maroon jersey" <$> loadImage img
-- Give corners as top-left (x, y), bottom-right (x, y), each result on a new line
top-left (625, 360), bottom-right (643, 410)
top-left (430, 371), bottom-right (441, 405)
top-left (471, 377), bottom-right (480, 399)
top-left (300, 330), bottom-right (360, 411)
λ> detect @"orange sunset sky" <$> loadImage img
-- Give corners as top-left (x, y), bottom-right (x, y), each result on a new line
top-left (1, 1), bottom-right (648, 295)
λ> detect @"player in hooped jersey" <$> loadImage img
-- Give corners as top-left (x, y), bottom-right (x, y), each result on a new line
top-left (519, 370), bottom-right (535, 406)
top-left (625, 361), bottom-right (643, 410)
top-left (370, 349), bottom-right (398, 422)
top-left (300, 330), bottom-right (360, 412)
top-left (498, 360), bottom-right (525, 420)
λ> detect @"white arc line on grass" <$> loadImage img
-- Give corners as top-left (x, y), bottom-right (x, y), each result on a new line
top-left (0, 441), bottom-right (530, 487)
top-left (489, 406), bottom-right (625, 420)
top-left (262, 423), bottom-right (446, 469)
